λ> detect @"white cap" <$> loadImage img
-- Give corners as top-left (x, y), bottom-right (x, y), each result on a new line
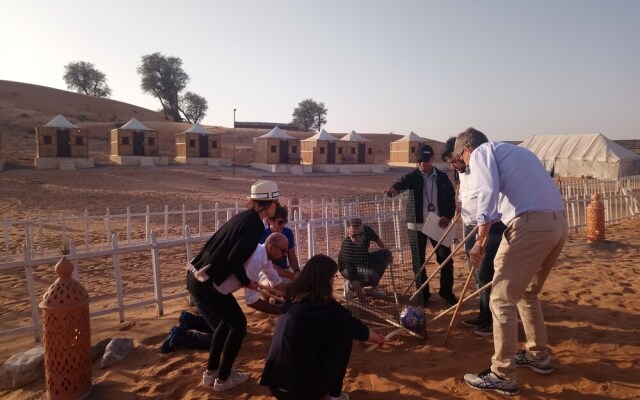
top-left (248, 180), bottom-right (280, 200)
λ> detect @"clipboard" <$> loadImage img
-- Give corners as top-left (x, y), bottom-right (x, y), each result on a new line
top-left (421, 213), bottom-right (455, 248)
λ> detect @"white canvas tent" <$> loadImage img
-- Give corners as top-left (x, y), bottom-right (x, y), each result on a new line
top-left (519, 133), bottom-right (640, 179)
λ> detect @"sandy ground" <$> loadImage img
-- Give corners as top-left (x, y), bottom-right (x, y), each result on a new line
top-left (0, 166), bottom-right (639, 399)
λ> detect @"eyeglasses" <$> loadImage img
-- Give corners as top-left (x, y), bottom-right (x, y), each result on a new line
top-left (274, 219), bottom-right (287, 226)
top-left (456, 147), bottom-right (466, 162)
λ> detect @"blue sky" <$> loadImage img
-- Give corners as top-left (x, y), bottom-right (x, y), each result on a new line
top-left (2, 0), bottom-right (639, 141)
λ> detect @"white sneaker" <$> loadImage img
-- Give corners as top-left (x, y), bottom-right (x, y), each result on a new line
top-left (202, 370), bottom-right (217, 387)
top-left (213, 369), bottom-right (249, 391)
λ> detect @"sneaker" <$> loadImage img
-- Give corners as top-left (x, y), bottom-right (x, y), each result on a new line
top-left (515, 350), bottom-right (554, 374)
top-left (439, 292), bottom-right (458, 306)
top-left (160, 326), bottom-right (184, 353)
top-left (474, 325), bottom-right (493, 337)
top-left (370, 286), bottom-right (387, 299)
top-left (213, 369), bottom-right (250, 391)
top-left (462, 317), bottom-right (483, 328)
top-left (464, 368), bottom-right (520, 396)
top-left (202, 370), bottom-right (217, 387)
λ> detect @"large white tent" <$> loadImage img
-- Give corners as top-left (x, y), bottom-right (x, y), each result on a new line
top-left (519, 133), bottom-right (640, 179)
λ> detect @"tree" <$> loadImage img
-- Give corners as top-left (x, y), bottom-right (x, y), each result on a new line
top-left (137, 52), bottom-right (190, 122)
top-left (63, 61), bottom-right (112, 97)
top-left (180, 92), bottom-right (208, 123)
top-left (292, 99), bottom-right (327, 132)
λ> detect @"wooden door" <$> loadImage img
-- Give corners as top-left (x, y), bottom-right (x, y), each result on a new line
top-left (56, 130), bottom-right (71, 157)
top-left (199, 135), bottom-right (209, 157)
top-left (133, 131), bottom-right (145, 156)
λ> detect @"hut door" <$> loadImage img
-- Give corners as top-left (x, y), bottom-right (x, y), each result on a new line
top-left (199, 135), bottom-right (209, 157)
top-left (56, 130), bottom-right (71, 157)
top-left (327, 142), bottom-right (336, 164)
top-left (279, 140), bottom-right (289, 163)
top-left (357, 143), bottom-right (366, 163)
top-left (133, 131), bottom-right (145, 156)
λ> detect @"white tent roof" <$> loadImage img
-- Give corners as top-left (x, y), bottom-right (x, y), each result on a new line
top-left (120, 118), bottom-right (153, 131)
top-left (43, 114), bottom-right (78, 129)
top-left (519, 133), bottom-right (640, 178)
top-left (303, 129), bottom-right (337, 141)
top-left (258, 126), bottom-right (295, 139)
top-left (341, 130), bottom-right (368, 142)
top-left (394, 131), bottom-right (424, 142)
top-left (185, 123), bottom-right (210, 134)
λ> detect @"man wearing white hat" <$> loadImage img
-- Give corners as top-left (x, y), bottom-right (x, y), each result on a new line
top-left (187, 180), bottom-right (280, 392)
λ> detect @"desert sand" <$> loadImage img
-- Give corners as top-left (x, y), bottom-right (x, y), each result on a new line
top-left (0, 166), bottom-right (638, 400)
top-left (0, 80), bottom-right (638, 399)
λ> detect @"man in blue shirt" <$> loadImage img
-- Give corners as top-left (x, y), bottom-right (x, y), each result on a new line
top-left (455, 128), bottom-right (568, 396)
top-left (259, 204), bottom-right (300, 283)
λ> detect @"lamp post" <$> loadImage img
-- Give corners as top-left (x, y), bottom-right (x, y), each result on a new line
top-left (233, 108), bottom-right (237, 174)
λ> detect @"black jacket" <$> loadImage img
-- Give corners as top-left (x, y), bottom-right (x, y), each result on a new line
top-left (260, 299), bottom-right (369, 399)
top-left (390, 167), bottom-right (456, 224)
top-left (189, 209), bottom-right (265, 287)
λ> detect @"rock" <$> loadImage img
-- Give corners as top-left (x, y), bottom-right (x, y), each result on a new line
top-left (0, 346), bottom-right (45, 390)
top-left (100, 338), bottom-right (134, 369)
top-left (92, 338), bottom-right (112, 363)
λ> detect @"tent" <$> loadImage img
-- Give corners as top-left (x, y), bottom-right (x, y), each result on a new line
top-left (519, 133), bottom-right (640, 179)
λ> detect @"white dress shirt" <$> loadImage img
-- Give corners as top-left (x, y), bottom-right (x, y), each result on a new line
top-left (214, 244), bottom-right (282, 305)
top-left (470, 142), bottom-right (564, 225)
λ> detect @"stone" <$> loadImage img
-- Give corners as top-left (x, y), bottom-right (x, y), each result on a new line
top-left (0, 346), bottom-right (45, 390)
top-left (100, 338), bottom-right (134, 369)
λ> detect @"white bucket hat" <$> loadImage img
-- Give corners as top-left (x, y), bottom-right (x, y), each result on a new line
top-left (248, 180), bottom-right (280, 200)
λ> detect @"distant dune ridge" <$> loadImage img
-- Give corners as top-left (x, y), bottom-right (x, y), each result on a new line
top-left (0, 80), bottom-right (402, 167)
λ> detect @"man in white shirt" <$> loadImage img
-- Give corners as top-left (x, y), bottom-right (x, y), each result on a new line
top-left (441, 136), bottom-right (507, 337)
top-left (454, 128), bottom-right (568, 396)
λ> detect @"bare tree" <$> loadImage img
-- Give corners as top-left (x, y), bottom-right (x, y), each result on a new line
top-left (292, 99), bottom-right (327, 132)
top-left (180, 92), bottom-right (208, 123)
top-left (63, 61), bottom-right (111, 97)
top-left (137, 52), bottom-right (189, 122)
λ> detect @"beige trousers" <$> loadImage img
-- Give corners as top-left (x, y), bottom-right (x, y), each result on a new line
top-left (490, 211), bottom-right (568, 380)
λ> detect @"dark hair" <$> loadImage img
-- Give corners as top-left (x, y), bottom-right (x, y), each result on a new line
top-left (271, 204), bottom-right (288, 220)
top-left (286, 254), bottom-right (338, 306)
top-left (246, 199), bottom-right (277, 213)
top-left (346, 218), bottom-right (362, 228)
top-left (441, 136), bottom-right (456, 161)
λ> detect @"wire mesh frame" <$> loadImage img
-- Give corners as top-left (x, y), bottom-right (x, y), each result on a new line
top-left (335, 192), bottom-right (424, 339)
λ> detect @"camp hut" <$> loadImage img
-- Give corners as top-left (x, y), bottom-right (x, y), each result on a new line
top-left (251, 126), bottom-right (306, 173)
top-left (520, 133), bottom-right (640, 179)
top-left (389, 131), bottom-right (427, 166)
top-left (35, 114), bottom-right (93, 170)
top-left (338, 130), bottom-right (373, 164)
top-left (109, 118), bottom-right (168, 166)
top-left (301, 129), bottom-right (338, 165)
top-left (174, 123), bottom-right (231, 166)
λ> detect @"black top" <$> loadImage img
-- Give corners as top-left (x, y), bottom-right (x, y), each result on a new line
top-left (260, 299), bottom-right (369, 397)
top-left (337, 225), bottom-right (379, 279)
top-left (390, 167), bottom-right (456, 224)
top-left (189, 209), bottom-right (265, 287)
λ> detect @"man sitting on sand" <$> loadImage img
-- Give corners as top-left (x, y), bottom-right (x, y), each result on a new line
top-left (338, 218), bottom-right (392, 302)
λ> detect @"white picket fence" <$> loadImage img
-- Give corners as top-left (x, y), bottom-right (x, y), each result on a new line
top-left (1, 178), bottom-right (638, 341)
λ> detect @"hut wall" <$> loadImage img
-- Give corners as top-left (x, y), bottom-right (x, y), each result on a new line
top-left (336, 142), bottom-right (374, 164)
top-left (390, 141), bottom-right (421, 163)
top-left (177, 133), bottom-right (221, 158)
top-left (36, 126), bottom-right (89, 158)
top-left (110, 129), bottom-right (159, 156)
top-left (254, 138), bottom-right (301, 164)
top-left (301, 140), bottom-right (334, 164)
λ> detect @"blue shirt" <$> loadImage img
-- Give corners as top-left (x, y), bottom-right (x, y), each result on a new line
top-left (470, 142), bottom-right (564, 225)
top-left (259, 227), bottom-right (295, 269)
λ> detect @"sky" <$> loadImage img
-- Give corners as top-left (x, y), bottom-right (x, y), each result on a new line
top-left (2, 0), bottom-right (639, 141)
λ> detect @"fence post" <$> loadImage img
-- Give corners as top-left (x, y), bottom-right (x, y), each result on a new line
top-left (111, 235), bottom-right (125, 322)
top-left (164, 205), bottom-right (169, 240)
top-left (145, 205), bottom-right (151, 242)
top-left (198, 203), bottom-right (203, 235)
top-left (38, 213), bottom-right (44, 257)
top-left (84, 209), bottom-right (89, 252)
top-left (105, 208), bottom-right (112, 245)
top-left (150, 231), bottom-right (164, 316)
top-left (69, 241), bottom-right (80, 281)
top-left (22, 244), bottom-right (42, 341)
top-left (307, 219), bottom-right (316, 259)
top-left (61, 212), bottom-right (67, 253)
top-left (182, 204), bottom-right (186, 235)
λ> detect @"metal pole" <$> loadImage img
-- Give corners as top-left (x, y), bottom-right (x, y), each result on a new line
top-left (233, 108), bottom-right (237, 174)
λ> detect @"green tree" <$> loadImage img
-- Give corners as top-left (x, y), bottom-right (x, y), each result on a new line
top-left (137, 52), bottom-right (190, 122)
top-left (63, 61), bottom-right (111, 97)
top-left (292, 98), bottom-right (327, 132)
top-left (180, 91), bottom-right (208, 123)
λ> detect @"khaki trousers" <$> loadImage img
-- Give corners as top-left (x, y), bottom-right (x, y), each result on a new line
top-left (490, 211), bottom-right (568, 380)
